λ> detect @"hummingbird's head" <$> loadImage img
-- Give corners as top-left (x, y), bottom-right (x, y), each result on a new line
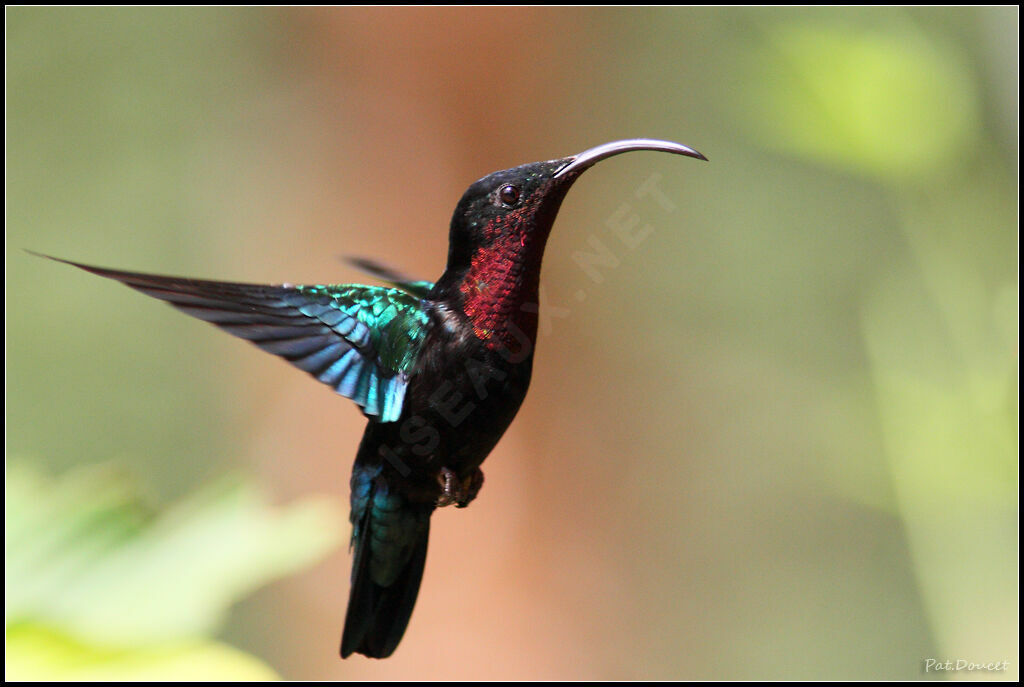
top-left (444, 139), bottom-right (707, 274)
top-left (435, 140), bottom-right (706, 346)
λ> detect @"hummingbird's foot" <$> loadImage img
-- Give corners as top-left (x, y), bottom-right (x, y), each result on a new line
top-left (456, 467), bottom-right (484, 508)
top-left (436, 466), bottom-right (485, 508)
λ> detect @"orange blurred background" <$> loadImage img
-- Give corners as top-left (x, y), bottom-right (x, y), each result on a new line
top-left (7, 7), bottom-right (1017, 680)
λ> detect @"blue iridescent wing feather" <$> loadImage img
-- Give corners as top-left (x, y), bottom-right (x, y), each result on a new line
top-left (48, 256), bottom-right (429, 422)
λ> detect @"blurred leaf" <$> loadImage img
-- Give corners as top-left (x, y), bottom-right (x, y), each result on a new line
top-left (862, 266), bottom-right (1017, 664)
top-left (862, 271), bottom-right (1016, 504)
top-left (6, 461), bottom-right (344, 646)
top-left (737, 20), bottom-right (980, 184)
top-left (5, 623), bottom-right (278, 681)
top-left (858, 166), bottom-right (1017, 666)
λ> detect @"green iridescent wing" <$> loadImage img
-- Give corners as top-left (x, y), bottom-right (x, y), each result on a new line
top-left (50, 257), bottom-right (430, 422)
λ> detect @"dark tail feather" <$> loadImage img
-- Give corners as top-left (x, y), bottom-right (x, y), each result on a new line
top-left (340, 495), bottom-right (431, 659)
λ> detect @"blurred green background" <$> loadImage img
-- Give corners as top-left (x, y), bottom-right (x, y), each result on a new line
top-left (6, 6), bottom-right (1017, 681)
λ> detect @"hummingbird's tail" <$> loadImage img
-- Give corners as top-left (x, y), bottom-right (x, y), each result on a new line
top-left (341, 461), bottom-right (432, 659)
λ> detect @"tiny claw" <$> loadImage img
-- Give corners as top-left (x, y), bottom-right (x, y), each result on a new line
top-left (436, 466), bottom-right (485, 508)
top-left (436, 467), bottom-right (459, 508)
top-left (456, 468), bottom-right (484, 508)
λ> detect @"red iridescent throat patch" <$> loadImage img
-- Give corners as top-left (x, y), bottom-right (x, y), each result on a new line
top-left (459, 208), bottom-right (546, 349)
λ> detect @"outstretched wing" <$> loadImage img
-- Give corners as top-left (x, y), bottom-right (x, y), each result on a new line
top-left (45, 255), bottom-right (430, 422)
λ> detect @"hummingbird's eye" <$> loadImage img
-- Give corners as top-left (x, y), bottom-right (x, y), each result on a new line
top-left (498, 184), bottom-right (520, 206)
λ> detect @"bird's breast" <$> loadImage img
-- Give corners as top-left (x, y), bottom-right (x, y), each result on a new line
top-left (375, 320), bottom-right (533, 482)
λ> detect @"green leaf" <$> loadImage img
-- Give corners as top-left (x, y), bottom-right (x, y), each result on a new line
top-left (736, 20), bottom-right (980, 184)
top-left (5, 623), bottom-right (279, 681)
top-left (6, 461), bottom-right (344, 645)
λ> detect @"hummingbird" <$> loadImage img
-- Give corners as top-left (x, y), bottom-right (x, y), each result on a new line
top-left (38, 139), bottom-right (706, 659)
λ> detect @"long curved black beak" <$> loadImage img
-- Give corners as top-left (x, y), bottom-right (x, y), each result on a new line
top-left (553, 138), bottom-right (707, 179)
